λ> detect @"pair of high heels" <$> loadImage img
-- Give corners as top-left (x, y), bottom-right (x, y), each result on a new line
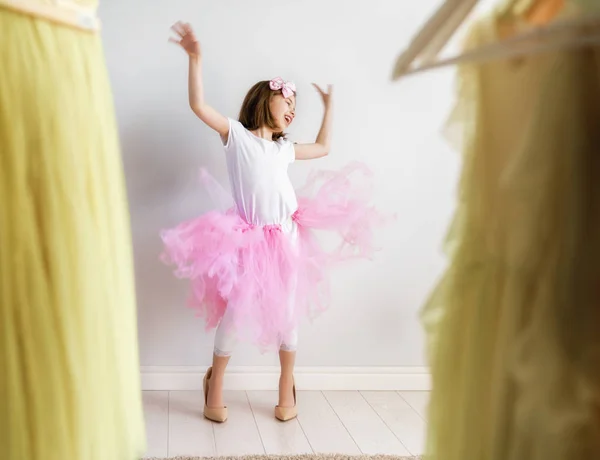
top-left (203, 367), bottom-right (297, 423)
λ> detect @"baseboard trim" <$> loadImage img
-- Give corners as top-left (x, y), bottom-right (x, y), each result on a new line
top-left (141, 366), bottom-right (431, 391)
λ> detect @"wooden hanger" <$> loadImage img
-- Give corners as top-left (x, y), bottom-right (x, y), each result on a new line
top-left (391, 0), bottom-right (596, 80)
top-left (391, 0), bottom-right (479, 79)
top-left (0, 0), bottom-right (100, 32)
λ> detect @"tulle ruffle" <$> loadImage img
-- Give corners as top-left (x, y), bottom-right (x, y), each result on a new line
top-left (160, 162), bottom-right (384, 351)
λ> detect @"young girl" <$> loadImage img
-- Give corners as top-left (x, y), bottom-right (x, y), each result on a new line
top-left (162, 21), bottom-right (381, 423)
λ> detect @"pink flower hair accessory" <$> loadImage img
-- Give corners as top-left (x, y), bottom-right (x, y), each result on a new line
top-left (269, 77), bottom-right (296, 98)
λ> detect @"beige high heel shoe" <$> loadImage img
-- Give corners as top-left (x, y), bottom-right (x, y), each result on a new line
top-left (275, 378), bottom-right (297, 422)
top-left (203, 367), bottom-right (227, 423)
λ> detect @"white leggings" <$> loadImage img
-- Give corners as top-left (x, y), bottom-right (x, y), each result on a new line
top-left (213, 306), bottom-right (299, 356)
top-left (213, 218), bottom-right (299, 357)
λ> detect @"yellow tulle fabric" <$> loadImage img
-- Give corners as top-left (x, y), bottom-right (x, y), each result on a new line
top-left (422, 2), bottom-right (600, 460)
top-left (0, 6), bottom-right (145, 460)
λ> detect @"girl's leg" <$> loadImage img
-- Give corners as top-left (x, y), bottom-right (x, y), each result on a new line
top-left (278, 328), bottom-right (298, 407)
top-left (279, 221), bottom-right (300, 407)
top-left (207, 354), bottom-right (229, 408)
top-left (209, 309), bottom-right (237, 408)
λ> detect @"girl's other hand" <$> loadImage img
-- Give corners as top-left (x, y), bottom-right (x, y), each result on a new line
top-left (169, 21), bottom-right (201, 58)
top-left (312, 84), bottom-right (333, 108)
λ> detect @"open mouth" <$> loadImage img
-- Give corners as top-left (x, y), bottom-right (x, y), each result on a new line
top-left (284, 115), bottom-right (293, 125)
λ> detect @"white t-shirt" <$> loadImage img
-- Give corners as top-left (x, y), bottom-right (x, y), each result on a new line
top-left (223, 118), bottom-right (298, 227)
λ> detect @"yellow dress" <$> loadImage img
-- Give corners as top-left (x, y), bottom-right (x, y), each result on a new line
top-left (0, 2), bottom-right (145, 459)
top-left (422, 2), bottom-right (600, 459)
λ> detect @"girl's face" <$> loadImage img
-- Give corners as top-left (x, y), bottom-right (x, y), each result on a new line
top-left (269, 93), bottom-right (296, 132)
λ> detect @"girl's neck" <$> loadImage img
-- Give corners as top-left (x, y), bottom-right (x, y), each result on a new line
top-left (251, 126), bottom-right (275, 141)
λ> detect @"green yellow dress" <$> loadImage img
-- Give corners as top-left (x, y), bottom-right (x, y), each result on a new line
top-left (422, 2), bottom-right (600, 459)
top-left (0, 2), bottom-right (145, 459)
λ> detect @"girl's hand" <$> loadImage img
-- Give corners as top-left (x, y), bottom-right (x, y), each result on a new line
top-left (312, 84), bottom-right (333, 108)
top-left (170, 21), bottom-right (201, 58)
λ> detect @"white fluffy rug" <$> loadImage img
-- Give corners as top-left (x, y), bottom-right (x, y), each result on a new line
top-left (143, 455), bottom-right (422, 460)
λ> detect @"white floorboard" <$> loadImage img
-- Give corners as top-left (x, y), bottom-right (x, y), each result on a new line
top-left (213, 390), bottom-right (265, 456)
top-left (168, 391), bottom-right (216, 457)
top-left (142, 391), bottom-right (169, 458)
top-left (323, 391), bottom-right (411, 456)
top-left (247, 390), bottom-right (313, 455)
top-left (141, 390), bottom-right (428, 458)
top-left (297, 391), bottom-right (361, 455)
top-left (362, 391), bottom-right (426, 456)
top-left (399, 391), bottom-right (430, 420)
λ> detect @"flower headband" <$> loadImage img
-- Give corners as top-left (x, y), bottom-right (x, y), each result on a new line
top-left (269, 77), bottom-right (296, 98)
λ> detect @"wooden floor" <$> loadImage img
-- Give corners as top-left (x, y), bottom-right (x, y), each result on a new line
top-left (142, 390), bottom-right (429, 458)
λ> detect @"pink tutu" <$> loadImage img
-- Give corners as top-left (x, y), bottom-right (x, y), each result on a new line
top-left (160, 162), bottom-right (384, 351)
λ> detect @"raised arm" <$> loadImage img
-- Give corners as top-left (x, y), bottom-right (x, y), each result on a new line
top-left (170, 22), bottom-right (229, 140)
top-left (294, 84), bottom-right (333, 160)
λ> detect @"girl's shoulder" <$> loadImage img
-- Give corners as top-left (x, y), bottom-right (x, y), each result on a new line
top-left (228, 118), bottom-right (259, 142)
top-left (223, 118), bottom-right (254, 147)
top-left (225, 118), bottom-right (292, 152)
top-left (228, 118), bottom-right (245, 134)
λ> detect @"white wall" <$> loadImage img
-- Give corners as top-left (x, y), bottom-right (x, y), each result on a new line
top-left (99, 0), bottom-right (460, 370)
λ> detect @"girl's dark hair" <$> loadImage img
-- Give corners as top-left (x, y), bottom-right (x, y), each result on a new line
top-left (238, 81), bottom-right (288, 141)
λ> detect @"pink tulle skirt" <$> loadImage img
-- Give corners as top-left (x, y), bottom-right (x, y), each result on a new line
top-left (160, 162), bottom-right (384, 351)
